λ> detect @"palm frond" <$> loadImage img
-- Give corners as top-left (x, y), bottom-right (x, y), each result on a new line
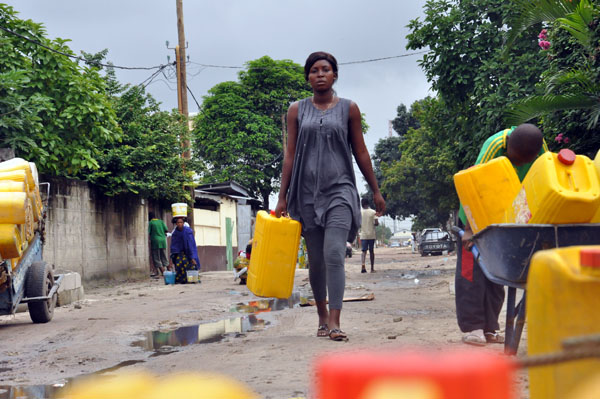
top-left (556, 0), bottom-right (595, 47)
top-left (546, 69), bottom-right (597, 94)
top-left (504, 0), bottom-right (580, 54)
top-left (504, 93), bottom-right (599, 125)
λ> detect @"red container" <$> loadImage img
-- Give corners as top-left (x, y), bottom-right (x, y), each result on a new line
top-left (314, 349), bottom-right (514, 399)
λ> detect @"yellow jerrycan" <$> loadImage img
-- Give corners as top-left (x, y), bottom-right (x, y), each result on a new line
top-left (511, 149), bottom-right (600, 224)
top-left (591, 149), bottom-right (600, 222)
top-left (453, 156), bottom-right (521, 233)
top-left (527, 246), bottom-right (600, 399)
top-left (247, 210), bottom-right (301, 299)
top-left (0, 224), bottom-right (23, 259)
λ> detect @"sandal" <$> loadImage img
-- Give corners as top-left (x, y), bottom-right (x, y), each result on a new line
top-left (317, 324), bottom-right (329, 337)
top-left (329, 328), bottom-right (348, 342)
top-left (485, 332), bottom-right (505, 344)
top-left (462, 331), bottom-right (486, 346)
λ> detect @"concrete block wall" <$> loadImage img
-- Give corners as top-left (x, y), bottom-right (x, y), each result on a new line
top-left (42, 176), bottom-right (149, 283)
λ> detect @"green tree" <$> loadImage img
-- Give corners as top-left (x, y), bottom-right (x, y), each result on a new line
top-left (380, 97), bottom-right (458, 230)
top-left (391, 104), bottom-right (420, 136)
top-left (406, 0), bottom-right (547, 168)
top-left (85, 84), bottom-right (192, 203)
top-left (193, 56), bottom-right (312, 207)
top-left (0, 5), bottom-right (119, 175)
top-left (376, 223), bottom-right (393, 244)
top-left (503, 0), bottom-right (600, 156)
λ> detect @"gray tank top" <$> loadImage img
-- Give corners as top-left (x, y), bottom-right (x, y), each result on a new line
top-left (286, 97), bottom-right (361, 240)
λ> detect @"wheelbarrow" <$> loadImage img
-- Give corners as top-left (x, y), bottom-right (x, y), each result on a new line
top-left (452, 223), bottom-right (600, 355)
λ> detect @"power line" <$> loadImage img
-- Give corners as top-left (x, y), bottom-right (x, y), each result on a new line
top-left (0, 25), bottom-right (169, 71)
top-left (188, 51), bottom-right (428, 70)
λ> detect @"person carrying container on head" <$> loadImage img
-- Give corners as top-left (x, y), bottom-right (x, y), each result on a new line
top-left (457, 123), bottom-right (548, 346)
top-left (170, 217), bottom-right (200, 284)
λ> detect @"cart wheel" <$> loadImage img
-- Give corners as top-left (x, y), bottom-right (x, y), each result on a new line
top-left (26, 261), bottom-right (56, 323)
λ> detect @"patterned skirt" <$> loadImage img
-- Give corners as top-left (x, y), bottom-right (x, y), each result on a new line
top-left (173, 252), bottom-right (196, 284)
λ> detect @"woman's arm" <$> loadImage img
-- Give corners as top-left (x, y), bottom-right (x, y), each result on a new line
top-left (275, 101), bottom-right (299, 217)
top-left (348, 101), bottom-right (386, 216)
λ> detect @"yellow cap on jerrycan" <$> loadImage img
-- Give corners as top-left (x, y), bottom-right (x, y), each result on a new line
top-left (527, 245), bottom-right (600, 399)
top-left (247, 210), bottom-right (301, 299)
top-left (591, 149), bottom-right (600, 222)
top-left (453, 156), bottom-right (521, 233)
top-left (511, 149), bottom-right (600, 224)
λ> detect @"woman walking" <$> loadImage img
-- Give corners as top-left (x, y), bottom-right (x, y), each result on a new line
top-left (275, 51), bottom-right (385, 341)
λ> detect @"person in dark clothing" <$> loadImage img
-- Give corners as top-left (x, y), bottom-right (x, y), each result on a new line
top-left (457, 123), bottom-right (546, 346)
top-left (170, 217), bottom-right (200, 284)
top-left (275, 51), bottom-right (385, 342)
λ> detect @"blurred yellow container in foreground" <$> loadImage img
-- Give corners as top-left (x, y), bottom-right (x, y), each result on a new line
top-left (509, 150), bottom-right (600, 224)
top-left (591, 149), bottom-right (600, 223)
top-left (527, 246), bottom-right (600, 399)
top-left (60, 371), bottom-right (258, 399)
top-left (247, 210), bottom-right (301, 299)
top-left (453, 156), bottom-right (521, 233)
top-left (0, 191), bottom-right (28, 224)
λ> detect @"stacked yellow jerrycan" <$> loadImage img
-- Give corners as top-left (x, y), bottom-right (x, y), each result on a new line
top-left (508, 149), bottom-right (600, 224)
top-left (0, 158), bottom-right (43, 269)
top-left (247, 210), bottom-right (301, 299)
top-left (527, 246), bottom-right (600, 399)
top-left (591, 149), bottom-right (600, 223)
top-left (453, 156), bottom-right (521, 233)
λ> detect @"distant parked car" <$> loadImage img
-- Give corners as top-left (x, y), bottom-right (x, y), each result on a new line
top-left (419, 230), bottom-right (454, 256)
top-left (390, 242), bottom-right (401, 248)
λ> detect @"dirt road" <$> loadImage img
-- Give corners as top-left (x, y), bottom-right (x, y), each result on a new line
top-left (0, 247), bottom-right (527, 398)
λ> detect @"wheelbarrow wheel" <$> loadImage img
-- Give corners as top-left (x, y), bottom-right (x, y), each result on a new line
top-left (26, 261), bottom-right (56, 323)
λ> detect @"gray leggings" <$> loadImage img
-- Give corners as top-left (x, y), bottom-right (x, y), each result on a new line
top-left (303, 207), bottom-right (350, 310)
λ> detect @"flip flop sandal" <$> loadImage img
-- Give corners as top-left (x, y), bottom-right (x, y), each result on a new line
top-left (462, 332), bottom-right (486, 346)
top-left (317, 324), bottom-right (329, 337)
top-left (329, 328), bottom-right (348, 342)
top-left (485, 332), bottom-right (505, 344)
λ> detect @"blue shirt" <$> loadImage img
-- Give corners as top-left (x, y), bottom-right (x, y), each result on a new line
top-left (170, 226), bottom-right (200, 269)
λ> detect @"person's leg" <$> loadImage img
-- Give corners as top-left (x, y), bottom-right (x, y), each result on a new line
top-left (322, 205), bottom-right (351, 340)
top-left (158, 249), bottom-right (169, 275)
top-left (304, 228), bottom-right (329, 333)
top-left (455, 239), bottom-right (487, 344)
top-left (369, 240), bottom-right (375, 272)
top-left (483, 277), bottom-right (506, 342)
top-left (323, 226), bottom-right (348, 332)
top-left (360, 239), bottom-right (368, 273)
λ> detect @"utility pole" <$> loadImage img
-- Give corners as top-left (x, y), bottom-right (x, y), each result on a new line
top-left (175, 0), bottom-right (194, 230)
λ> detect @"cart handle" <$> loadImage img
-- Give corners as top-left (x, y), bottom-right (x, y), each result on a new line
top-left (451, 226), bottom-right (480, 260)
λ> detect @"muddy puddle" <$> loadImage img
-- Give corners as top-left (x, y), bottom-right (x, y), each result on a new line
top-left (0, 293), bottom-right (304, 398)
top-left (132, 291), bottom-right (303, 352)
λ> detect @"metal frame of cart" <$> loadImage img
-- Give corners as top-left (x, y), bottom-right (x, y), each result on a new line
top-left (453, 223), bottom-right (600, 354)
top-left (0, 182), bottom-right (63, 323)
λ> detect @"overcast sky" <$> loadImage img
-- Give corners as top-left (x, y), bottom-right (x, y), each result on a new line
top-left (9, 1), bottom-right (432, 197)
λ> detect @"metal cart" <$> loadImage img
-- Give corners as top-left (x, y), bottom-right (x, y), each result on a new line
top-left (453, 223), bottom-right (600, 354)
top-left (0, 182), bottom-right (63, 323)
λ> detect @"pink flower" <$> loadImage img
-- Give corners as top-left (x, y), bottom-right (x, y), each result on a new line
top-left (539, 40), bottom-right (551, 50)
top-left (563, 137), bottom-right (570, 144)
top-left (555, 133), bottom-right (564, 143)
top-left (538, 29), bottom-right (548, 40)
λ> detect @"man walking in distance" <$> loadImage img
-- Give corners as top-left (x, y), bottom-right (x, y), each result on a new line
top-left (359, 198), bottom-right (378, 273)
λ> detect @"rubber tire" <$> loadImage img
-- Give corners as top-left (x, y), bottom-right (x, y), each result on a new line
top-left (26, 261), bottom-right (56, 323)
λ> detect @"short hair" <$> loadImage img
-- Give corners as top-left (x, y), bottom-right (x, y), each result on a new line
top-left (304, 51), bottom-right (338, 81)
top-left (361, 198), bottom-right (370, 208)
top-left (509, 123), bottom-right (543, 159)
top-left (148, 211), bottom-right (155, 220)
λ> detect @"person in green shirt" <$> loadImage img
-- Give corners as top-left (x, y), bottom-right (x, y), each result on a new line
top-left (456, 123), bottom-right (547, 346)
top-left (148, 212), bottom-right (169, 277)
